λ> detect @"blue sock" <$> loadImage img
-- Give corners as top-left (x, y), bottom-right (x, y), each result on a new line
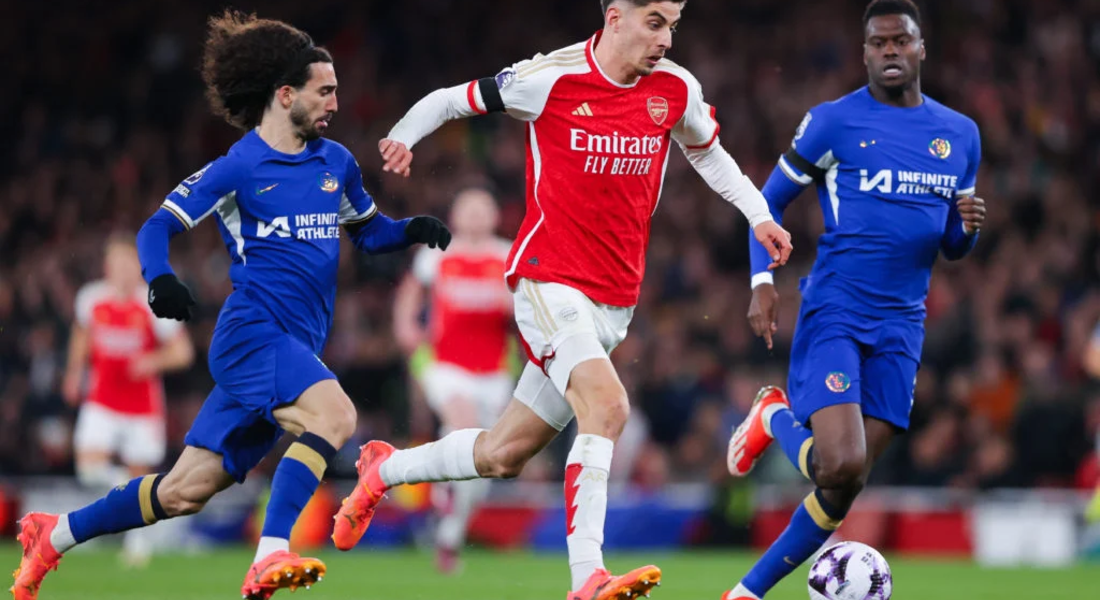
top-left (261, 432), bottom-right (337, 541)
top-left (741, 489), bottom-right (845, 597)
top-left (69, 474), bottom-right (167, 543)
top-left (770, 408), bottom-right (815, 481)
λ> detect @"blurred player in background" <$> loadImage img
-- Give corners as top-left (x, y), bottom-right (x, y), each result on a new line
top-left (62, 233), bottom-right (194, 567)
top-left (331, 1), bottom-right (793, 598)
top-left (393, 187), bottom-right (514, 574)
top-left (11, 11), bottom-right (451, 600)
top-left (724, 1), bottom-right (987, 598)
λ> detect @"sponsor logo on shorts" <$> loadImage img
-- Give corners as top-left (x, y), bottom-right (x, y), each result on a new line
top-left (559, 307), bottom-right (579, 322)
top-left (825, 371), bottom-right (850, 393)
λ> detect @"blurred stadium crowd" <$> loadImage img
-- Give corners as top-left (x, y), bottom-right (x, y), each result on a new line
top-left (1, 0), bottom-right (1099, 494)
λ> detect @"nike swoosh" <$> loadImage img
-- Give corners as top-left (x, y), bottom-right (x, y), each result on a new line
top-left (256, 183), bottom-right (279, 195)
top-left (783, 556), bottom-right (797, 566)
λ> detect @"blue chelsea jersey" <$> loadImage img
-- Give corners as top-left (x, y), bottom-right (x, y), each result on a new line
top-left (771, 87), bottom-right (981, 320)
top-left (161, 131), bottom-right (377, 352)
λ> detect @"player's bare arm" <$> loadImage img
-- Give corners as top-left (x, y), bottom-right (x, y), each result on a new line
top-left (392, 273), bottom-right (427, 354)
top-left (748, 283), bottom-right (780, 351)
top-left (61, 323), bottom-right (89, 406)
top-left (128, 332), bottom-right (195, 379)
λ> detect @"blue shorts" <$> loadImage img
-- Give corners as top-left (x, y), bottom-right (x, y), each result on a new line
top-left (184, 303), bottom-right (335, 482)
top-left (788, 306), bottom-right (923, 431)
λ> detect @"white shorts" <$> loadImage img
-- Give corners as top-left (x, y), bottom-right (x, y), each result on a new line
top-left (512, 278), bottom-right (634, 431)
top-left (420, 361), bottom-right (513, 429)
top-left (73, 402), bottom-right (166, 467)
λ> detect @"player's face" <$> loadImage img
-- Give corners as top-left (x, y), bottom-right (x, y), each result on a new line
top-left (614, 1), bottom-right (681, 77)
top-left (863, 14), bottom-right (924, 93)
top-left (104, 243), bottom-right (142, 290)
top-left (450, 189), bottom-right (499, 239)
top-left (290, 62), bottom-right (338, 141)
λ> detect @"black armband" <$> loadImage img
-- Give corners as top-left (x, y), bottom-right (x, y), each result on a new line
top-left (477, 77), bottom-right (506, 113)
top-left (783, 148), bottom-right (826, 183)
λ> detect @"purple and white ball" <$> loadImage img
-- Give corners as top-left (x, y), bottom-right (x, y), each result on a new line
top-left (807, 541), bottom-right (892, 600)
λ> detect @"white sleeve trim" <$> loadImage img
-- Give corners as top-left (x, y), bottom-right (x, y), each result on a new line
top-left (956, 186), bottom-right (976, 197)
top-left (751, 272), bottom-right (775, 289)
top-left (681, 140), bottom-right (774, 228)
top-left (778, 156), bottom-right (814, 186)
top-left (387, 83), bottom-right (481, 149)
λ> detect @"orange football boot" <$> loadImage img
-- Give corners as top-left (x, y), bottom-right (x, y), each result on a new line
top-left (726, 386), bottom-right (791, 476)
top-left (240, 550), bottom-right (326, 600)
top-left (567, 565), bottom-right (662, 600)
top-left (10, 513), bottom-right (63, 600)
top-left (331, 440), bottom-right (394, 551)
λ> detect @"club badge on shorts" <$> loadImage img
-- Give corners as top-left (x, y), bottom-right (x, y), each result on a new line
top-left (825, 371), bottom-right (851, 393)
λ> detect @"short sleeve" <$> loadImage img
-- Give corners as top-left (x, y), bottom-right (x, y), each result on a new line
top-left (74, 283), bottom-right (99, 327)
top-left (411, 246), bottom-right (442, 285)
top-left (162, 156), bottom-right (241, 229)
top-left (778, 104), bottom-right (840, 186)
top-left (956, 120), bottom-right (981, 197)
top-left (671, 71), bottom-right (720, 150)
top-left (470, 47), bottom-right (589, 122)
top-left (338, 154), bottom-right (378, 225)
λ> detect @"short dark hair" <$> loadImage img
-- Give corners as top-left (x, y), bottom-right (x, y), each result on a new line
top-left (600, 0), bottom-right (686, 14)
top-left (863, 0), bottom-right (921, 30)
top-left (201, 10), bottom-right (333, 131)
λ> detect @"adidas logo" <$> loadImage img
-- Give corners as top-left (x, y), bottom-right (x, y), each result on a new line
top-left (527, 257), bottom-right (539, 266)
top-left (571, 102), bottom-right (593, 117)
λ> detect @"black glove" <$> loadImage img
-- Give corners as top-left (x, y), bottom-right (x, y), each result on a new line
top-left (148, 274), bottom-right (197, 321)
top-left (405, 216), bottom-right (452, 250)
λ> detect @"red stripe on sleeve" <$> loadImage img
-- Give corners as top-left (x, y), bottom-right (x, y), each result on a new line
top-left (686, 105), bottom-right (720, 150)
top-left (467, 81), bottom-right (487, 115)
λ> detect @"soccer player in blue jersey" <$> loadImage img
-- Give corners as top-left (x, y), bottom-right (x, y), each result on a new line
top-left (723, 1), bottom-right (986, 598)
top-left (10, 12), bottom-right (451, 600)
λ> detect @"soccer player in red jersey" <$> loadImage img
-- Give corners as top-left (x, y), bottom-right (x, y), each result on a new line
top-left (334, 2), bottom-right (793, 597)
top-left (61, 233), bottom-right (195, 566)
top-left (393, 188), bottom-right (514, 574)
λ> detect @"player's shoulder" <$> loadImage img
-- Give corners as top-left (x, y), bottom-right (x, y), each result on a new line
top-left (809, 87), bottom-right (869, 121)
top-left (510, 39), bottom-right (591, 82)
top-left (312, 138), bottom-right (356, 163)
top-left (922, 95), bottom-right (980, 136)
top-left (652, 58), bottom-right (697, 85)
top-left (76, 280), bottom-right (111, 306)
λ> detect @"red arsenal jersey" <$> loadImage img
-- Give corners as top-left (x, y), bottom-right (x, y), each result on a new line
top-left (466, 31), bottom-right (721, 307)
top-left (75, 281), bottom-right (181, 415)
top-left (413, 239), bottom-right (512, 373)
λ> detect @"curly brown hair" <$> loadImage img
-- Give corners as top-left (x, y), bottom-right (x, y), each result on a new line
top-left (201, 10), bottom-right (333, 131)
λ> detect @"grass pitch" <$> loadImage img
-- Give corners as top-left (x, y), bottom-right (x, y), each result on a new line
top-left (3, 545), bottom-right (1097, 599)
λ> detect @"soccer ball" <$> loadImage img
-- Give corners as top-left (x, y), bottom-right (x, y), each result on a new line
top-left (807, 541), bottom-right (892, 600)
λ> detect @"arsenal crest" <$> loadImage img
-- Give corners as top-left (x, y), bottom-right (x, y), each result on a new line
top-left (647, 97), bottom-right (668, 126)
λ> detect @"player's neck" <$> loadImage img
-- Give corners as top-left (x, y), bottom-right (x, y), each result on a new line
top-left (256, 118), bottom-right (307, 155)
top-left (593, 30), bottom-right (639, 86)
top-left (868, 81), bottom-right (923, 109)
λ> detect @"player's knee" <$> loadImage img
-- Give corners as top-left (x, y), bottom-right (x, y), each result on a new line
top-left (813, 451), bottom-right (866, 492)
top-left (582, 387), bottom-right (630, 440)
top-left (310, 396), bottom-right (358, 447)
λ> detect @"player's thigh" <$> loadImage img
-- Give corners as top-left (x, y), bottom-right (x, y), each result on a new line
top-left (184, 386), bottom-right (283, 484)
top-left (860, 351), bottom-right (919, 432)
top-left (477, 395), bottom-right (560, 476)
top-left (118, 414), bottom-right (167, 470)
top-left (73, 402), bottom-right (122, 461)
top-left (159, 445), bottom-right (236, 510)
top-left (514, 279), bottom-right (620, 396)
top-left (788, 321), bottom-right (863, 427)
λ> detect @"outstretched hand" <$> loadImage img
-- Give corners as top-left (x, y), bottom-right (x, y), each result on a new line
top-left (754, 221), bottom-right (794, 270)
top-left (957, 196), bottom-right (986, 234)
top-left (379, 139), bottom-right (413, 177)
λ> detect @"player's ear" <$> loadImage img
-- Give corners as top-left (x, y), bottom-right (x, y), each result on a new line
top-left (919, 40), bottom-right (926, 61)
top-left (605, 5), bottom-right (621, 31)
top-left (275, 85), bottom-right (295, 109)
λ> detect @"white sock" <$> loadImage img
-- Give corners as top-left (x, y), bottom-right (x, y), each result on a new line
top-left (729, 583), bottom-right (762, 599)
top-left (49, 514), bottom-right (77, 554)
top-left (436, 478), bottom-right (491, 550)
top-left (379, 429), bottom-right (484, 487)
top-left (565, 434), bottom-right (614, 591)
top-left (254, 536), bottom-right (289, 562)
top-left (122, 526), bottom-right (153, 560)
